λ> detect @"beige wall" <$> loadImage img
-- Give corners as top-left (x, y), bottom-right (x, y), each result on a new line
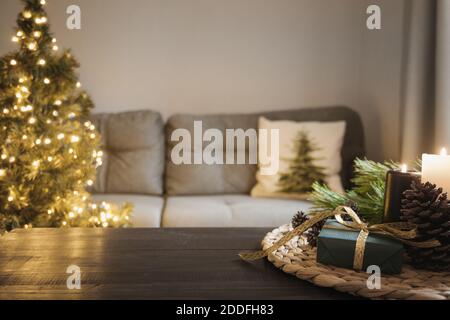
top-left (0, 0), bottom-right (406, 161)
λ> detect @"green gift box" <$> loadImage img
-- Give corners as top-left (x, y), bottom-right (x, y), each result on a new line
top-left (316, 220), bottom-right (404, 274)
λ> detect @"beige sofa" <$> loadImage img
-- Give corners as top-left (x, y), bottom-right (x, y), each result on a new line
top-left (91, 107), bottom-right (365, 228)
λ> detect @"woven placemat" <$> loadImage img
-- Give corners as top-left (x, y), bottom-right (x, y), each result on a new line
top-left (262, 224), bottom-right (450, 300)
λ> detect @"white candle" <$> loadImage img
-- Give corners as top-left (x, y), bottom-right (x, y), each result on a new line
top-left (422, 148), bottom-right (450, 193)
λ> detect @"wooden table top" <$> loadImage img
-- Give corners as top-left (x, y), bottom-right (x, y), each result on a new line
top-left (0, 228), bottom-right (356, 300)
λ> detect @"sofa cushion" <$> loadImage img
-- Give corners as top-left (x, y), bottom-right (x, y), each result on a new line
top-left (92, 194), bottom-right (163, 228)
top-left (166, 114), bottom-right (258, 195)
top-left (165, 106), bottom-right (365, 195)
top-left (162, 195), bottom-right (312, 227)
top-left (91, 110), bottom-right (165, 195)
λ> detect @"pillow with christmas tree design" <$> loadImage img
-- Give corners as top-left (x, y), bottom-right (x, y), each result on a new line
top-left (251, 117), bottom-right (346, 200)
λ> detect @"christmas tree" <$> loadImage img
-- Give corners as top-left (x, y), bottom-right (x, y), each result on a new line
top-left (278, 130), bottom-right (326, 194)
top-left (0, 0), bottom-right (132, 233)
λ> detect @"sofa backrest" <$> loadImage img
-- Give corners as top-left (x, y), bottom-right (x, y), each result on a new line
top-left (90, 110), bottom-right (165, 195)
top-left (165, 106), bottom-right (365, 195)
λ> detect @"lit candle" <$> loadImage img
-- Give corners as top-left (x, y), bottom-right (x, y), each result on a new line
top-left (422, 148), bottom-right (450, 193)
top-left (383, 164), bottom-right (421, 223)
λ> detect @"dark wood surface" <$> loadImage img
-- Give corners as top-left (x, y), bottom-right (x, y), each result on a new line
top-left (0, 228), bottom-right (357, 300)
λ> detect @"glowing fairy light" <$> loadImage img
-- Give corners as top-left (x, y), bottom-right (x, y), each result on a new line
top-left (35, 17), bottom-right (47, 24)
top-left (22, 11), bottom-right (32, 19)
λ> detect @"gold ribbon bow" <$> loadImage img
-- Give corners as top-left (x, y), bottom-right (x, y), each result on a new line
top-left (239, 206), bottom-right (441, 271)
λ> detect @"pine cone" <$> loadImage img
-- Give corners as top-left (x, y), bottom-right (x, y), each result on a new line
top-left (340, 201), bottom-right (368, 223)
top-left (401, 181), bottom-right (450, 271)
top-left (345, 200), bottom-right (360, 215)
top-left (291, 211), bottom-right (325, 247)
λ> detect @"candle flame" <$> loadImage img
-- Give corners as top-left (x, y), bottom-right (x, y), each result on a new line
top-left (440, 148), bottom-right (447, 156)
top-left (401, 164), bottom-right (408, 173)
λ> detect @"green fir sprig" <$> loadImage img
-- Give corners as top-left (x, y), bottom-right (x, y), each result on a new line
top-left (310, 158), bottom-right (402, 224)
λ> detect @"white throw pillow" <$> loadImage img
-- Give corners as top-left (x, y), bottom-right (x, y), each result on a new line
top-left (251, 117), bottom-right (346, 200)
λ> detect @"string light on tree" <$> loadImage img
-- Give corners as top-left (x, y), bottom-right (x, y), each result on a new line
top-left (35, 17), bottom-right (47, 24)
top-left (0, 0), bottom-right (133, 233)
top-left (28, 42), bottom-right (37, 51)
top-left (22, 11), bottom-right (32, 19)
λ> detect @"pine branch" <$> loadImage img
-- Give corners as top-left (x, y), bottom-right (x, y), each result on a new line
top-left (310, 158), bottom-right (401, 224)
top-left (309, 182), bottom-right (348, 213)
